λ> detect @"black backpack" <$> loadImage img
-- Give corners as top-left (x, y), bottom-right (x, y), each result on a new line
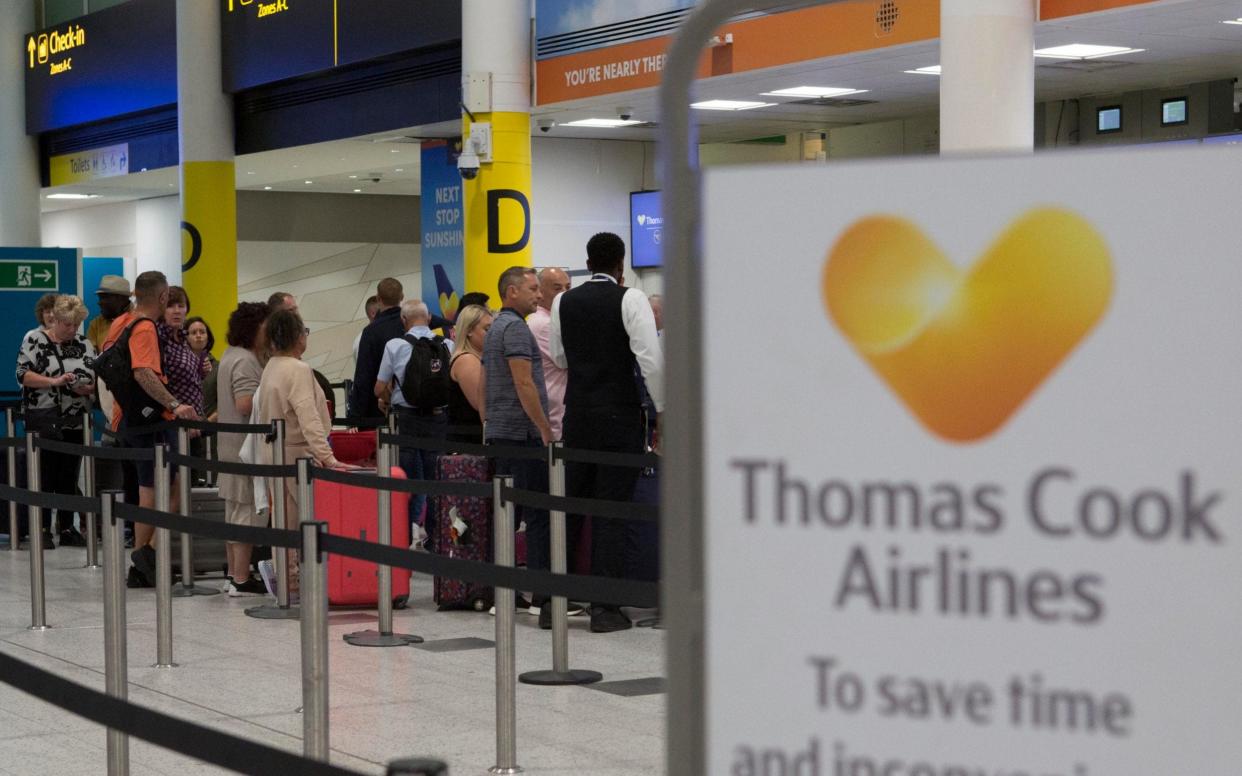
top-left (93, 317), bottom-right (165, 427)
top-left (397, 335), bottom-right (451, 410)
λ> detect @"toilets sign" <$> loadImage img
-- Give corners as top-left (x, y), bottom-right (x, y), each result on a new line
top-left (0, 261), bottom-right (57, 291)
top-left (701, 145), bottom-right (1242, 775)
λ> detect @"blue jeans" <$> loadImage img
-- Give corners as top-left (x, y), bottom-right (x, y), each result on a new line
top-left (395, 409), bottom-right (447, 540)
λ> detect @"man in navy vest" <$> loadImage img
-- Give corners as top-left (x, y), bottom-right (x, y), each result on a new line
top-left (549, 232), bottom-right (663, 633)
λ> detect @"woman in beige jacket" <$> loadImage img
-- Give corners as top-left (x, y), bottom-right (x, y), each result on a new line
top-left (257, 308), bottom-right (356, 596)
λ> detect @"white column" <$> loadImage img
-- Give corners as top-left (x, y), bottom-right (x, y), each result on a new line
top-left (0, 0), bottom-right (43, 245)
top-left (176, 0), bottom-right (237, 350)
top-left (462, 0), bottom-right (530, 113)
top-left (940, 0), bottom-right (1036, 154)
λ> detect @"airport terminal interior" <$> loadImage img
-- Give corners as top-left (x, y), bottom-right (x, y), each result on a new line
top-left (1, 0), bottom-right (1241, 773)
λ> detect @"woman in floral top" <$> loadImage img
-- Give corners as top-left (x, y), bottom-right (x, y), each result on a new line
top-left (15, 295), bottom-right (96, 546)
top-left (157, 286), bottom-right (209, 418)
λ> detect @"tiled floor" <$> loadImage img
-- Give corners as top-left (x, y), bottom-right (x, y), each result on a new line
top-left (0, 543), bottom-right (666, 775)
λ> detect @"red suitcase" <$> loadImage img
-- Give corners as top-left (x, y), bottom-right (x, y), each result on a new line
top-left (329, 430), bottom-right (377, 466)
top-left (315, 466), bottom-right (411, 608)
top-left (433, 454), bottom-right (493, 610)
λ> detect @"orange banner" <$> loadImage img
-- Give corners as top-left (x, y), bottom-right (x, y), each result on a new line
top-left (1039, 0), bottom-right (1159, 21)
top-left (536, 2), bottom-right (938, 105)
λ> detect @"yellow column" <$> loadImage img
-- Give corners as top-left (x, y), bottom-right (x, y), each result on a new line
top-left (181, 161), bottom-right (238, 357)
top-left (462, 112), bottom-right (533, 296)
top-left (461, 0), bottom-right (532, 298)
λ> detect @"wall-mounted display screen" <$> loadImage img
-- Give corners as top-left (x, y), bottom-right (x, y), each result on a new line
top-left (1097, 106), bottom-right (1123, 134)
top-left (1161, 97), bottom-right (1189, 126)
top-left (630, 190), bottom-right (663, 269)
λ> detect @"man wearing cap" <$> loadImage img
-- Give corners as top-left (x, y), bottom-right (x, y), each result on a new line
top-left (87, 275), bottom-right (133, 352)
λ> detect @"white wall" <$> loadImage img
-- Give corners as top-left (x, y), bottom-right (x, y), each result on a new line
top-left (41, 195), bottom-right (183, 282)
top-left (135, 196), bottom-right (182, 282)
top-left (531, 136), bottom-right (662, 292)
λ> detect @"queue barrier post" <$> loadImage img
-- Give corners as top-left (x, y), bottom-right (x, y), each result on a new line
top-left (26, 432), bottom-right (48, 630)
top-left (153, 443), bottom-right (176, 668)
top-left (345, 414), bottom-right (422, 647)
top-left (101, 490), bottom-right (130, 776)
top-left (172, 427), bottom-right (218, 597)
top-left (247, 419), bottom-right (300, 620)
top-left (204, 434), bottom-right (216, 487)
top-left (519, 442), bottom-right (602, 687)
top-left (6, 408), bottom-right (17, 551)
top-left (83, 414), bottom-right (101, 569)
top-left (490, 476), bottom-right (522, 775)
top-left (299, 508), bottom-right (330, 760)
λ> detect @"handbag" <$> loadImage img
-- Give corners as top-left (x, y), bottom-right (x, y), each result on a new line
top-left (23, 333), bottom-right (76, 441)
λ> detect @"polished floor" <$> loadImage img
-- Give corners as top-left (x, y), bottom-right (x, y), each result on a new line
top-left (0, 542), bottom-right (666, 775)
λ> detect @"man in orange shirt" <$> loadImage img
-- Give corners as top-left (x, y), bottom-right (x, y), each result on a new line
top-left (102, 271), bottom-right (199, 585)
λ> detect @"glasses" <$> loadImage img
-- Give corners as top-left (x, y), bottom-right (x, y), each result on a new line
top-left (303, 327), bottom-right (311, 335)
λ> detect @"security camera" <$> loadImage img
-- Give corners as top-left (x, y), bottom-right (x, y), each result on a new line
top-left (537, 118), bottom-right (555, 133)
top-left (617, 106), bottom-right (634, 121)
top-left (370, 177), bottom-right (382, 183)
top-left (458, 150), bottom-right (480, 180)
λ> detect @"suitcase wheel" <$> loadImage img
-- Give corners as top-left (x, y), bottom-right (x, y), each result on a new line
top-left (393, 595), bottom-right (408, 610)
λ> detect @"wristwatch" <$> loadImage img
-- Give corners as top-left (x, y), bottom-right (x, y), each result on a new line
top-left (168, 400), bottom-right (182, 411)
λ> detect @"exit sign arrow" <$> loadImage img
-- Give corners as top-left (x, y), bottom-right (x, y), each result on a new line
top-left (34, 269), bottom-right (52, 282)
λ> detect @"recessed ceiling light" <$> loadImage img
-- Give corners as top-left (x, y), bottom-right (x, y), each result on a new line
top-left (304, 180), bottom-right (312, 184)
top-left (394, 168), bottom-right (404, 172)
top-left (761, 86), bottom-right (867, 98)
top-left (390, 149), bottom-right (400, 153)
top-left (904, 65), bottom-right (941, 76)
top-left (1221, 18), bottom-right (1242, 25)
top-left (561, 118), bottom-right (643, 128)
top-left (1034, 44), bottom-right (1144, 59)
top-left (292, 164), bottom-right (299, 168)
top-left (348, 175), bottom-right (358, 179)
top-left (46, 193), bottom-right (99, 200)
top-left (245, 171), bottom-right (255, 175)
top-left (691, 100), bottom-right (776, 111)
top-left (263, 186), bottom-right (272, 190)
top-left (353, 189), bottom-right (362, 193)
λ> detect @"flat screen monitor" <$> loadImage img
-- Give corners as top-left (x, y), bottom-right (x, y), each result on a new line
top-left (1161, 97), bottom-right (1189, 126)
top-left (630, 190), bottom-right (663, 268)
top-left (1097, 106), bottom-right (1122, 134)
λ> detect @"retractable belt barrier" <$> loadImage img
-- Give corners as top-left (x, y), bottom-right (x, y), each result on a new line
top-left (379, 431), bottom-right (661, 469)
top-left (0, 651), bottom-right (370, 776)
top-left (502, 486), bottom-right (659, 523)
top-left (32, 435), bottom-right (155, 461)
top-left (165, 451), bottom-right (297, 478)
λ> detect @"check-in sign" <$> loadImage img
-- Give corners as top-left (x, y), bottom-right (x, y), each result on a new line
top-left (0, 261), bottom-right (58, 291)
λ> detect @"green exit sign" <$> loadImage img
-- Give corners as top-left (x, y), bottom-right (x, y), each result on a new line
top-left (0, 260), bottom-right (58, 291)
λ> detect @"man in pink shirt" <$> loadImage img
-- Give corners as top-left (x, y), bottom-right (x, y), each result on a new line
top-left (527, 267), bottom-right (571, 440)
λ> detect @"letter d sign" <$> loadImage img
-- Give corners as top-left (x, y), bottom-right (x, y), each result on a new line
top-left (486, 189), bottom-right (530, 254)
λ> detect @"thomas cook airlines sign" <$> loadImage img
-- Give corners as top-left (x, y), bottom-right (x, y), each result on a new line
top-left (702, 144), bottom-right (1242, 775)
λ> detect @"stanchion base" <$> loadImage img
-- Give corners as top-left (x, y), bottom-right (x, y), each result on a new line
top-left (82, 563), bottom-right (102, 570)
top-left (171, 583), bottom-right (221, 598)
top-left (27, 625), bottom-right (50, 632)
top-left (153, 663), bottom-right (179, 669)
top-left (244, 604), bottom-right (300, 620)
top-left (342, 629), bottom-right (423, 647)
top-left (488, 767), bottom-right (523, 775)
top-left (519, 669), bottom-right (603, 686)
top-left (635, 616), bottom-right (662, 629)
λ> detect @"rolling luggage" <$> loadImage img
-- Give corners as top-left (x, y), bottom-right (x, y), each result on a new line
top-left (433, 454), bottom-right (493, 610)
top-left (329, 430), bottom-right (377, 466)
top-left (315, 466), bottom-right (411, 608)
top-left (170, 486), bottom-right (229, 577)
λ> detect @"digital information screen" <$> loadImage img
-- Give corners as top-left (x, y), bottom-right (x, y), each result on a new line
top-left (630, 190), bottom-right (663, 269)
top-left (1097, 106), bottom-right (1122, 134)
top-left (1161, 98), bottom-right (1188, 126)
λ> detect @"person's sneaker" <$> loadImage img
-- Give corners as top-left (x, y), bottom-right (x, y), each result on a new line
top-left (40, 531), bottom-right (57, 549)
top-left (130, 545), bottom-right (155, 584)
top-left (257, 560), bottom-right (277, 598)
top-left (589, 607), bottom-right (632, 634)
top-left (226, 576), bottom-right (267, 597)
top-left (537, 601), bottom-right (587, 629)
top-left (59, 528), bottom-right (87, 547)
top-left (410, 523), bottom-right (429, 550)
top-left (126, 566), bottom-right (153, 589)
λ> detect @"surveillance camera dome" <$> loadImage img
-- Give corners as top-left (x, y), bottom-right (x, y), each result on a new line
top-left (537, 118), bottom-right (556, 133)
top-left (458, 150), bottom-right (481, 180)
top-left (617, 106), bottom-right (634, 121)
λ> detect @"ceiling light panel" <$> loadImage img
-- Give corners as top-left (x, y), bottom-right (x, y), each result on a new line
top-left (904, 65), bottom-right (941, 75)
top-left (691, 100), bottom-right (776, 111)
top-left (560, 118), bottom-right (642, 127)
top-left (1034, 44), bottom-right (1144, 59)
top-left (761, 86), bottom-right (867, 98)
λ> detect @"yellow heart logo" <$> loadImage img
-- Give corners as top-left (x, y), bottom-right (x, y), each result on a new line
top-left (823, 208), bottom-right (1113, 443)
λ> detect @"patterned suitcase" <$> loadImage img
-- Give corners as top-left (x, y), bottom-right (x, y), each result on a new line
top-left (433, 454), bottom-right (493, 610)
top-left (316, 466), bottom-right (412, 608)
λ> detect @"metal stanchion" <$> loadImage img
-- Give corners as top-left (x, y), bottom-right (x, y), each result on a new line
top-left (345, 416), bottom-right (421, 646)
top-left (490, 476), bottom-right (522, 775)
top-left (26, 432), bottom-right (49, 631)
top-left (520, 442), bottom-right (601, 686)
top-left (153, 443), bottom-right (176, 668)
top-left (204, 434), bottom-right (216, 486)
top-left (247, 420), bottom-right (299, 620)
top-left (83, 415), bottom-right (101, 569)
top-left (300, 514), bottom-right (330, 760)
top-left (387, 759), bottom-right (448, 775)
top-left (172, 427), bottom-right (217, 597)
top-left (6, 409), bottom-right (17, 551)
top-left (101, 491), bottom-right (130, 776)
